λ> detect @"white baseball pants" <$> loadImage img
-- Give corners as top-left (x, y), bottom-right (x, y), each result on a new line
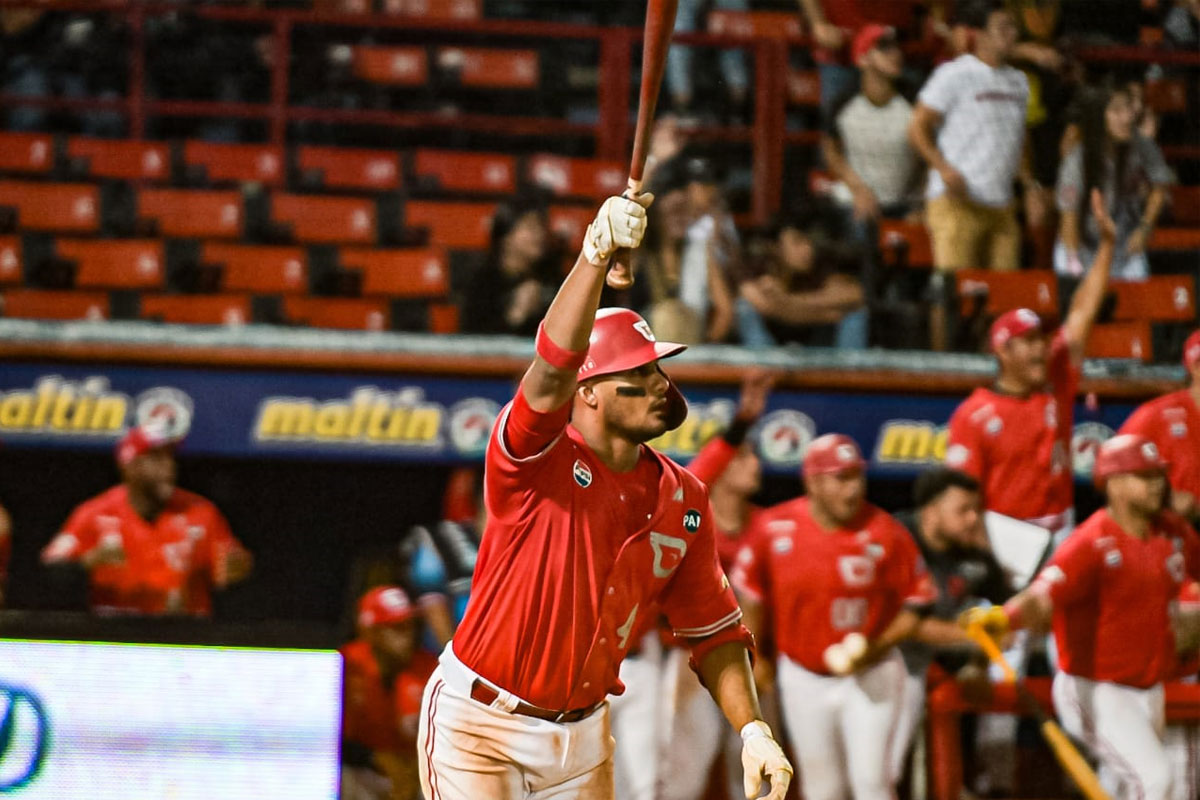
top-left (777, 650), bottom-right (907, 800)
top-left (1052, 672), bottom-right (1173, 800)
top-left (417, 645), bottom-right (614, 800)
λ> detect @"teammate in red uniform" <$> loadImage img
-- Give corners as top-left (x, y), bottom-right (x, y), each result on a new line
top-left (946, 190), bottom-right (1116, 542)
top-left (341, 585), bottom-right (437, 800)
top-left (41, 424), bottom-right (252, 616)
top-left (1119, 329), bottom-right (1200, 523)
top-left (732, 433), bottom-right (936, 800)
top-left (417, 195), bottom-right (792, 800)
top-left (969, 433), bottom-right (1200, 800)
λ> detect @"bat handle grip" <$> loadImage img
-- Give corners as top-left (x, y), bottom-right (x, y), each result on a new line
top-left (967, 623), bottom-right (1017, 683)
top-left (605, 178), bottom-right (645, 291)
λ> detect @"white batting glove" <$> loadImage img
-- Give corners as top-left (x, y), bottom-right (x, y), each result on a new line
top-left (581, 194), bottom-right (652, 267)
top-left (740, 721), bottom-right (792, 800)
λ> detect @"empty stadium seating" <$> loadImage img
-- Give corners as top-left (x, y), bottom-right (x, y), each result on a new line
top-left (706, 10), bottom-right (803, 39)
top-left (526, 155), bottom-right (626, 199)
top-left (1, 289), bottom-right (108, 320)
top-left (141, 294), bottom-right (251, 325)
top-left (404, 201), bottom-right (494, 249)
top-left (0, 236), bottom-right (21, 285)
top-left (435, 47), bottom-right (538, 89)
top-left (1109, 275), bottom-right (1196, 322)
top-left (183, 141), bottom-right (286, 186)
top-left (271, 193), bottom-right (377, 244)
top-left (0, 132), bottom-right (54, 175)
top-left (339, 247), bottom-right (448, 297)
top-left (67, 137), bottom-right (170, 182)
top-left (413, 150), bottom-right (516, 194)
top-left (879, 221), bottom-right (933, 269)
top-left (1086, 321), bottom-right (1153, 362)
top-left (956, 270), bottom-right (1058, 316)
top-left (137, 189), bottom-right (243, 238)
top-left (200, 243), bottom-right (309, 294)
top-left (381, 0), bottom-right (482, 19)
top-left (351, 46), bottom-right (429, 86)
top-left (283, 296), bottom-right (389, 330)
top-left (56, 239), bottom-right (165, 290)
top-left (0, 181), bottom-right (99, 233)
top-left (296, 146), bottom-right (401, 191)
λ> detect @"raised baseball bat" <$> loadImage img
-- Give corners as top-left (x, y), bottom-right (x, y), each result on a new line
top-left (966, 625), bottom-right (1113, 800)
top-left (606, 0), bottom-right (679, 290)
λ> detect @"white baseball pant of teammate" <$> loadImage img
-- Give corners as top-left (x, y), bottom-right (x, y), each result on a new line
top-left (1052, 671), bottom-right (1174, 800)
top-left (418, 646), bottom-right (614, 800)
top-left (1165, 721), bottom-right (1200, 800)
top-left (777, 650), bottom-right (907, 800)
top-left (888, 670), bottom-right (927, 781)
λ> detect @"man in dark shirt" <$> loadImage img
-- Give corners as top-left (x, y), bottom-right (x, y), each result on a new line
top-left (891, 468), bottom-right (1011, 780)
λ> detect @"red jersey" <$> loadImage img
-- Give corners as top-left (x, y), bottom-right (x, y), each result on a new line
top-left (731, 497), bottom-right (936, 673)
top-left (41, 485), bottom-right (247, 616)
top-left (1035, 509), bottom-right (1200, 688)
top-left (1119, 390), bottom-right (1200, 500)
top-left (946, 330), bottom-right (1079, 521)
top-left (341, 639), bottom-right (437, 754)
top-left (687, 435), bottom-right (761, 573)
top-left (452, 390), bottom-right (742, 711)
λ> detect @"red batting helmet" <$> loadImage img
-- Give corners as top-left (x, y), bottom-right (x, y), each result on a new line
top-left (115, 424), bottom-right (181, 467)
top-left (989, 308), bottom-right (1043, 352)
top-left (577, 308), bottom-right (689, 430)
top-left (802, 434), bottom-right (867, 478)
top-left (357, 585), bottom-right (418, 628)
top-left (1184, 329), bottom-right (1200, 371)
top-left (1092, 433), bottom-right (1169, 487)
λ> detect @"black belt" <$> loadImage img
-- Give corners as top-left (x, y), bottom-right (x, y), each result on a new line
top-left (470, 679), bottom-right (601, 724)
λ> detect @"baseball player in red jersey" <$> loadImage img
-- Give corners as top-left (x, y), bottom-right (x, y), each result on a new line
top-left (732, 434), bottom-right (937, 800)
top-left (968, 433), bottom-right (1200, 800)
top-left (40, 424), bottom-right (252, 616)
top-left (946, 190), bottom-right (1116, 544)
top-left (417, 195), bottom-right (792, 800)
top-left (1119, 329), bottom-right (1200, 523)
top-left (342, 585), bottom-right (437, 800)
top-left (609, 369), bottom-right (776, 800)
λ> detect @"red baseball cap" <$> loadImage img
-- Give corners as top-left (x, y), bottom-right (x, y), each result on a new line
top-left (357, 585), bottom-right (418, 628)
top-left (115, 424), bottom-right (181, 467)
top-left (1183, 329), bottom-right (1200, 371)
top-left (989, 308), bottom-right (1043, 352)
top-left (802, 434), bottom-right (866, 478)
top-left (852, 24), bottom-right (897, 63)
top-left (1092, 433), bottom-right (1169, 487)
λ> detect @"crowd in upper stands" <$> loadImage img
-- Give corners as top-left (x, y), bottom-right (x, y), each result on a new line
top-left (0, 0), bottom-right (1196, 362)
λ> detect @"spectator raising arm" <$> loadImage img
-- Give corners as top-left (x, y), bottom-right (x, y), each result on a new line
top-left (1060, 189), bottom-right (1116, 363)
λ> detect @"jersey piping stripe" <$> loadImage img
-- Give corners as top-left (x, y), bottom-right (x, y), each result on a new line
top-left (673, 608), bottom-right (743, 639)
top-left (423, 678), bottom-right (445, 799)
top-left (495, 402), bottom-right (565, 464)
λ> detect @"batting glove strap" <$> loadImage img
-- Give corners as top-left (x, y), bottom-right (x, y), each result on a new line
top-left (581, 195), bottom-right (649, 267)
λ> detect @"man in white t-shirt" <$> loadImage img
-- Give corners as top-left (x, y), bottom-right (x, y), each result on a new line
top-left (909, 0), bottom-right (1038, 275)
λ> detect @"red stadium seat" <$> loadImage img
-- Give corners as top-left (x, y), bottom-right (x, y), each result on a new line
top-left (526, 155), bottom-right (626, 199)
top-left (956, 269), bottom-right (1058, 316)
top-left (56, 239), bottom-right (165, 290)
top-left (1109, 275), bottom-right (1195, 322)
top-left (271, 194), bottom-right (377, 245)
top-left (141, 294), bottom-right (250, 326)
top-left (314, 0), bottom-right (371, 11)
top-left (0, 236), bottom-right (21, 285)
top-left (1145, 78), bottom-right (1187, 114)
top-left (200, 242), bottom-right (308, 294)
top-left (429, 302), bottom-right (459, 333)
top-left (283, 296), bottom-right (389, 331)
top-left (878, 220), bottom-right (933, 269)
top-left (67, 137), bottom-right (170, 181)
top-left (0, 181), bottom-right (99, 233)
top-left (1, 289), bottom-right (108, 320)
top-left (707, 10), bottom-right (803, 38)
top-left (435, 47), bottom-right (538, 89)
top-left (183, 141), bottom-right (285, 186)
top-left (1150, 228), bottom-right (1200, 251)
top-left (382, 0), bottom-right (482, 19)
top-left (787, 70), bottom-right (821, 107)
top-left (548, 206), bottom-right (594, 247)
top-left (1169, 186), bottom-right (1200, 225)
top-left (404, 201), bottom-right (495, 249)
top-left (1086, 321), bottom-right (1153, 362)
top-left (137, 189), bottom-right (243, 238)
top-left (413, 150), bottom-right (516, 194)
top-left (340, 247), bottom-right (448, 297)
top-left (352, 46), bottom-right (429, 86)
top-left (296, 146), bottom-right (401, 191)
top-left (0, 132), bottom-right (54, 175)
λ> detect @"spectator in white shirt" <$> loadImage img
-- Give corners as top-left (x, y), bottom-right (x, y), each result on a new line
top-left (908, 0), bottom-right (1041, 275)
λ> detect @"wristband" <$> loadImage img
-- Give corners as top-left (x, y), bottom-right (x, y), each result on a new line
top-left (535, 321), bottom-right (588, 371)
top-left (722, 416), bottom-right (752, 448)
top-left (741, 720), bottom-right (772, 741)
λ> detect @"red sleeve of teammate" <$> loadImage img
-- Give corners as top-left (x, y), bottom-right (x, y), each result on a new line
top-left (1033, 529), bottom-right (1100, 606)
top-left (41, 502), bottom-right (99, 563)
top-left (729, 516), bottom-right (770, 603)
top-left (945, 403), bottom-right (985, 480)
top-left (659, 501), bottom-right (743, 639)
top-left (687, 436), bottom-right (739, 487)
top-left (1117, 401), bottom-right (1160, 440)
top-left (1048, 328), bottom-right (1081, 408)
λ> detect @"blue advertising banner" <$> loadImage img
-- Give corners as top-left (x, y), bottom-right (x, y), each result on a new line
top-left (0, 364), bottom-right (1138, 478)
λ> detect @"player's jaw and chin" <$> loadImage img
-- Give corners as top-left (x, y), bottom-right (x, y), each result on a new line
top-left (579, 364), bottom-right (673, 444)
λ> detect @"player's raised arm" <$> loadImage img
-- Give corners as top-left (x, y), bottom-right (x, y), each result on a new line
top-left (1060, 189), bottom-right (1116, 362)
top-left (521, 194), bottom-right (653, 413)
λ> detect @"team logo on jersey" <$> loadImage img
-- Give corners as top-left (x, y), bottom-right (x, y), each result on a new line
top-left (683, 509), bottom-right (702, 533)
top-left (985, 417), bottom-right (1003, 436)
top-left (1170, 422), bottom-right (1187, 438)
top-left (865, 543), bottom-right (885, 561)
top-left (1044, 400), bottom-right (1058, 430)
top-left (573, 459), bottom-right (593, 488)
top-left (1071, 422), bottom-right (1114, 478)
top-left (649, 532), bottom-right (687, 578)
top-left (1166, 552), bottom-right (1186, 583)
top-left (757, 410), bottom-right (816, 467)
top-left (771, 537), bottom-right (793, 554)
top-left (1104, 550), bottom-right (1122, 568)
top-left (837, 555), bottom-right (876, 587)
